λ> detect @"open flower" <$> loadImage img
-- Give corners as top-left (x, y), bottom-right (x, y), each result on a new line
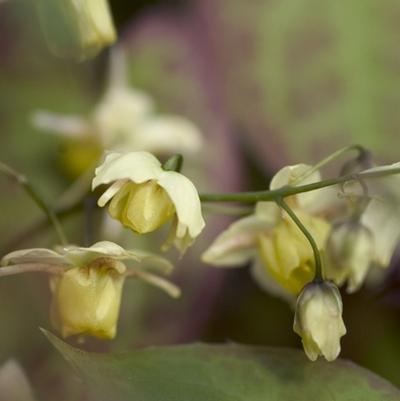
top-left (294, 281), bottom-right (346, 361)
top-left (36, 0), bottom-right (116, 60)
top-left (202, 164), bottom-right (337, 299)
top-left (32, 49), bottom-right (202, 177)
top-left (1, 241), bottom-right (179, 339)
top-left (92, 152), bottom-right (205, 253)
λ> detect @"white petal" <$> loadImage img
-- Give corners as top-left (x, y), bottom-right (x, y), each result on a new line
top-left (1, 248), bottom-right (67, 267)
top-left (93, 87), bottom-right (154, 148)
top-left (361, 198), bottom-right (400, 266)
top-left (123, 249), bottom-right (174, 274)
top-left (157, 171), bottom-right (205, 239)
top-left (92, 151), bottom-right (163, 190)
top-left (201, 215), bottom-right (271, 266)
top-left (32, 111), bottom-right (91, 138)
top-left (57, 241), bottom-right (127, 268)
top-left (270, 164), bottom-right (322, 209)
top-left (59, 241), bottom-right (174, 273)
top-left (131, 116), bottom-right (203, 154)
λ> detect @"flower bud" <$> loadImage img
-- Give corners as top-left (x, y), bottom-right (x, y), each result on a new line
top-left (36, 0), bottom-right (116, 60)
top-left (294, 281), bottom-right (346, 361)
top-left (50, 258), bottom-right (126, 339)
top-left (108, 181), bottom-right (175, 234)
top-left (326, 222), bottom-right (374, 293)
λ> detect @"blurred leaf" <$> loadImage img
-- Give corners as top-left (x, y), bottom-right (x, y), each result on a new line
top-left (44, 329), bottom-right (400, 401)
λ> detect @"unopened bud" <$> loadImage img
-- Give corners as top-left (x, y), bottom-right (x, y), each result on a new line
top-left (37, 0), bottom-right (116, 60)
top-left (294, 281), bottom-right (346, 361)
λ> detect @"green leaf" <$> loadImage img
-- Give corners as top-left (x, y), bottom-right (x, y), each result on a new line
top-left (43, 329), bottom-right (400, 401)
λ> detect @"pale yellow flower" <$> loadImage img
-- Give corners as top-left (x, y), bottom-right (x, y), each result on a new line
top-left (326, 222), bottom-right (374, 293)
top-left (36, 0), bottom-right (116, 60)
top-left (1, 241), bottom-right (179, 339)
top-left (92, 152), bottom-right (205, 253)
top-left (294, 281), bottom-right (346, 361)
top-left (32, 49), bottom-right (202, 178)
top-left (202, 164), bottom-right (334, 299)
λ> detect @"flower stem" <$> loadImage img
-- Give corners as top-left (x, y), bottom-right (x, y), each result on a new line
top-left (200, 166), bottom-right (400, 203)
top-left (163, 154), bottom-right (183, 172)
top-left (276, 197), bottom-right (323, 280)
top-left (0, 161), bottom-right (68, 245)
top-left (292, 144), bottom-right (368, 184)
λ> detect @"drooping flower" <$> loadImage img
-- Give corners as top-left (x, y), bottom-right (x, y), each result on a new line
top-left (324, 162), bottom-right (400, 292)
top-left (36, 0), bottom-right (116, 60)
top-left (326, 221), bottom-right (374, 293)
top-left (360, 162), bottom-right (400, 267)
top-left (92, 152), bottom-right (205, 253)
top-left (32, 49), bottom-right (202, 177)
top-left (1, 241), bottom-right (179, 339)
top-left (293, 281), bottom-right (346, 361)
top-left (202, 164), bottom-right (335, 299)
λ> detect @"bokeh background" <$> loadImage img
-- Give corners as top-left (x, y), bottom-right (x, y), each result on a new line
top-left (1, 0), bottom-right (400, 399)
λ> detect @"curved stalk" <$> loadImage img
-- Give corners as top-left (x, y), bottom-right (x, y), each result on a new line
top-left (276, 198), bottom-right (323, 280)
top-left (0, 161), bottom-right (67, 245)
top-left (200, 166), bottom-right (400, 203)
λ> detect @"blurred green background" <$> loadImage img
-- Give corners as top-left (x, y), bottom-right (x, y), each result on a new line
top-left (1, 0), bottom-right (400, 399)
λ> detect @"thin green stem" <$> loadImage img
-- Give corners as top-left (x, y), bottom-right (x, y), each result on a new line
top-left (200, 166), bottom-right (400, 203)
top-left (0, 161), bottom-right (68, 245)
top-left (292, 144), bottom-right (367, 184)
top-left (163, 154), bottom-right (183, 172)
top-left (276, 197), bottom-right (323, 280)
top-left (202, 204), bottom-right (253, 216)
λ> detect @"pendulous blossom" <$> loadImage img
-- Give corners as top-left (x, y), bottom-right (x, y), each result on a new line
top-left (92, 152), bottom-right (205, 253)
top-left (1, 241), bottom-right (179, 339)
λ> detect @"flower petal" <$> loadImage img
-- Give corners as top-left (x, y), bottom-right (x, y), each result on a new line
top-left (270, 164), bottom-right (322, 207)
top-left (157, 170), bottom-right (205, 240)
top-left (92, 151), bottom-right (163, 190)
top-left (93, 87), bottom-right (153, 148)
top-left (32, 111), bottom-right (91, 138)
top-left (131, 115), bottom-right (203, 155)
top-left (250, 258), bottom-right (295, 303)
top-left (1, 248), bottom-right (67, 267)
top-left (361, 198), bottom-right (400, 266)
top-left (202, 214), bottom-right (272, 266)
